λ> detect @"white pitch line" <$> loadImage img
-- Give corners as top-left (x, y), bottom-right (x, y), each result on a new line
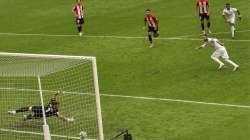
top-left (0, 31), bottom-right (249, 42)
top-left (165, 37), bottom-right (250, 42)
top-left (0, 128), bottom-right (94, 140)
top-left (173, 29), bottom-right (250, 38)
top-left (0, 87), bottom-right (249, 109)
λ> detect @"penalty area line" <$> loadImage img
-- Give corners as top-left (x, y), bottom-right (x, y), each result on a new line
top-left (0, 31), bottom-right (249, 42)
top-left (0, 87), bottom-right (250, 109)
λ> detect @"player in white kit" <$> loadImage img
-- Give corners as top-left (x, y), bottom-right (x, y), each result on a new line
top-left (197, 34), bottom-right (239, 71)
top-left (222, 3), bottom-right (241, 38)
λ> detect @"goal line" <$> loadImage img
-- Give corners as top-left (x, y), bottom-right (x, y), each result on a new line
top-left (0, 128), bottom-right (96, 140)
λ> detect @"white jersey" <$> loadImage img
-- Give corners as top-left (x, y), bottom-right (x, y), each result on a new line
top-left (203, 38), bottom-right (225, 50)
top-left (223, 8), bottom-right (237, 19)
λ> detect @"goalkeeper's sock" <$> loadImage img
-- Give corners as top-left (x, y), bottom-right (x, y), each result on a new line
top-left (24, 114), bottom-right (33, 120)
top-left (16, 107), bottom-right (29, 113)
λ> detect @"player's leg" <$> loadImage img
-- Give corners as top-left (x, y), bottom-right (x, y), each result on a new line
top-left (206, 15), bottom-right (211, 33)
top-left (76, 18), bottom-right (83, 36)
top-left (24, 106), bottom-right (43, 120)
top-left (229, 19), bottom-right (236, 38)
top-left (8, 106), bottom-right (32, 115)
top-left (211, 50), bottom-right (224, 69)
top-left (222, 50), bottom-right (239, 71)
top-left (200, 14), bottom-right (205, 34)
top-left (147, 27), bottom-right (154, 48)
top-left (153, 28), bottom-right (159, 38)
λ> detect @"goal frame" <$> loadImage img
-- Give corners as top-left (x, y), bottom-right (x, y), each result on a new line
top-left (0, 52), bottom-right (104, 140)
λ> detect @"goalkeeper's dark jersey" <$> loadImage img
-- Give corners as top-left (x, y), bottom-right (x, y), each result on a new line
top-left (32, 103), bottom-right (59, 118)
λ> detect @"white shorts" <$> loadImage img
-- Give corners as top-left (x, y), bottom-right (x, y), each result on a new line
top-left (211, 48), bottom-right (229, 59)
top-left (226, 17), bottom-right (235, 24)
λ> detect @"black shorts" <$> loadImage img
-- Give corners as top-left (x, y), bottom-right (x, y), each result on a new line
top-left (199, 13), bottom-right (210, 21)
top-left (31, 106), bottom-right (43, 118)
top-left (31, 106), bottom-right (57, 118)
top-left (148, 27), bottom-right (158, 34)
top-left (76, 17), bottom-right (84, 25)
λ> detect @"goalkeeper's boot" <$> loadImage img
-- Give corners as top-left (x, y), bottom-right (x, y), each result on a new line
top-left (8, 110), bottom-right (16, 115)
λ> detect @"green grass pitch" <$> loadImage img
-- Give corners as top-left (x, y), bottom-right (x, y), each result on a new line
top-left (0, 0), bottom-right (249, 140)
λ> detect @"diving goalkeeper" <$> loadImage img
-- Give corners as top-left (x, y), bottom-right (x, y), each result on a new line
top-left (8, 91), bottom-right (74, 122)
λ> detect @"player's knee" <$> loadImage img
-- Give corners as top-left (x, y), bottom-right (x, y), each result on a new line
top-left (224, 58), bottom-right (230, 61)
top-left (211, 56), bottom-right (217, 60)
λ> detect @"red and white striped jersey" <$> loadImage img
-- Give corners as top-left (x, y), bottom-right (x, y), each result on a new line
top-left (73, 3), bottom-right (84, 19)
top-left (144, 14), bottom-right (158, 29)
top-left (196, 0), bottom-right (209, 14)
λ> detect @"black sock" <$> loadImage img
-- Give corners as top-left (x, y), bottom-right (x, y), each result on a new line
top-left (148, 35), bottom-right (153, 43)
top-left (77, 26), bottom-right (82, 32)
top-left (26, 114), bottom-right (33, 120)
top-left (207, 22), bottom-right (211, 28)
top-left (201, 23), bottom-right (205, 30)
top-left (16, 107), bottom-right (29, 113)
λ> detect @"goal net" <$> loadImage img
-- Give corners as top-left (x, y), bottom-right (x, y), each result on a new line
top-left (0, 52), bottom-right (104, 140)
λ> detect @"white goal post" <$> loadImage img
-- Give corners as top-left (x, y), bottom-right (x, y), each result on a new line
top-left (0, 52), bottom-right (104, 140)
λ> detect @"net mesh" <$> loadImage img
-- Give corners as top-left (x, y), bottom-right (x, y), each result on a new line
top-left (0, 54), bottom-right (100, 140)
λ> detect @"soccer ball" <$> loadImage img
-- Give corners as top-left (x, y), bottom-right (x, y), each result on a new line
top-left (80, 131), bottom-right (87, 140)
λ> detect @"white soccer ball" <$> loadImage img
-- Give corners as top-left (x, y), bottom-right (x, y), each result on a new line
top-left (80, 131), bottom-right (87, 140)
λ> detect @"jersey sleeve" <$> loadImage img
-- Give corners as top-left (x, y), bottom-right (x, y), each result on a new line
top-left (232, 8), bottom-right (238, 12)
top-left (208, 38), bottom-right (214, 43)
top-left (223, 9), bottom-right (228, 15)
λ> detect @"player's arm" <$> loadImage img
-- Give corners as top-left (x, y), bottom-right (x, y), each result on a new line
top-left (144, 17), bottom-right (147, 29)
top-left (195, 1), bottom-right (199, 16)
top-left (57, 112), bottom-right (74, 122)
top-left (155, 16), bottom-right (159, 29)
top-left (207, 1), bottom-right (210, 15)
top-left (236, 9), bottom-right (241, 20)
top-left (196, 42), bottom-right (208, 49)
top-left (222, 11), bottom-right (227, 22)
top-left (72, 6), bottom-right (77, 17)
